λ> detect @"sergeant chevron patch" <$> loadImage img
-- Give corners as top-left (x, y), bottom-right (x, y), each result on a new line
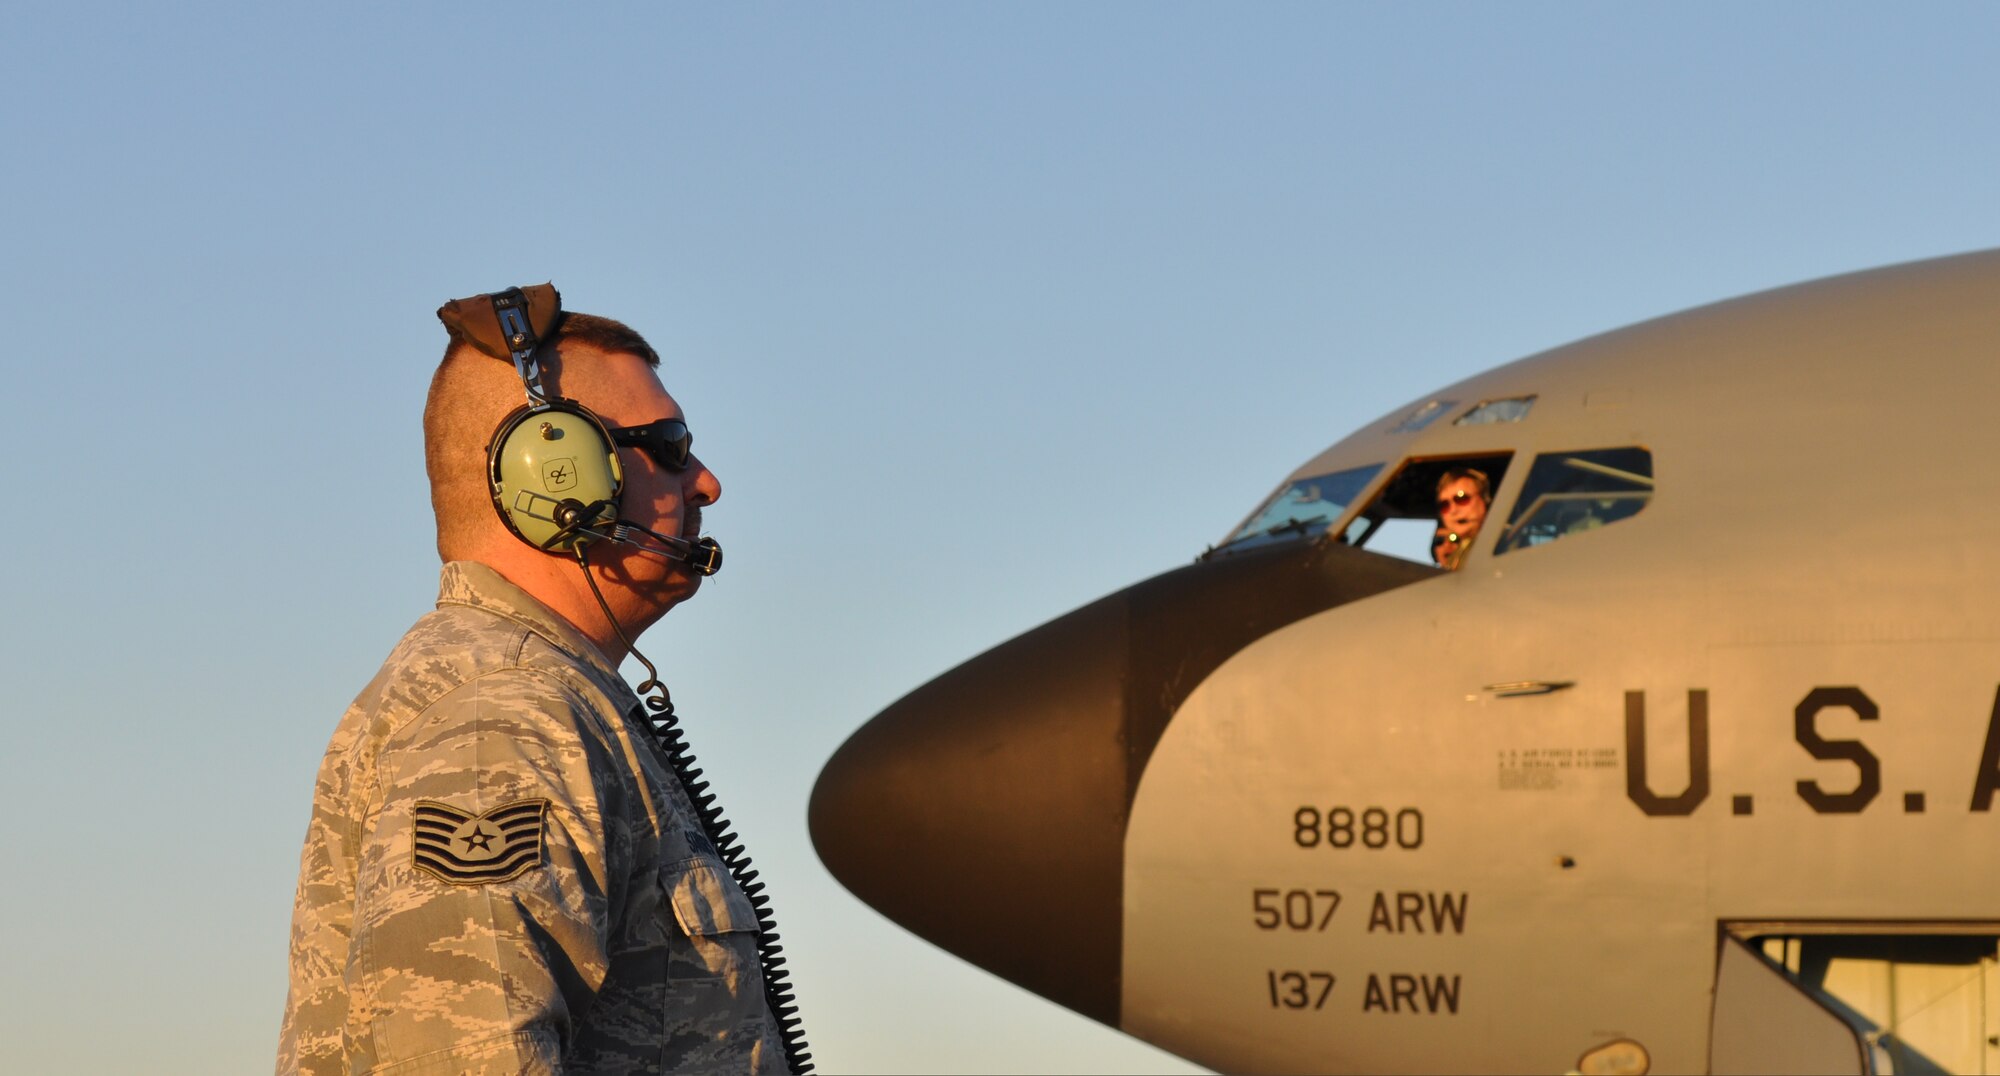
top-left (411, 799), bottom-right (550, 884)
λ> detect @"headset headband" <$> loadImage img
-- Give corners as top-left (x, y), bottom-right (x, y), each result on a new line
top-left (436, 283), bottom-right (564, 403)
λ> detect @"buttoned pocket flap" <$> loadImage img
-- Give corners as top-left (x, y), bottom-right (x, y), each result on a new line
top-left (664, 858), bottom-right (759, 936)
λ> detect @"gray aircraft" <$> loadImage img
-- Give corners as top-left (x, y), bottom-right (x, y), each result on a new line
top-left (811, 249), bottom-right (2000, 1074)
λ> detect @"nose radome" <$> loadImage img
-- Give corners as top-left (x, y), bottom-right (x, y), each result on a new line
top-left (809, 539), bottom-right (1437, 1029)
top-left (809, 588), bottom-right (1132, 1024)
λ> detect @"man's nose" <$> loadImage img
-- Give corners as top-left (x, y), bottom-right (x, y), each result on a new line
top-left (685, 454), bottom-right (722, 507)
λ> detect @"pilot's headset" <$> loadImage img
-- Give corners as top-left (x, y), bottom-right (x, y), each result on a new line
top-left (434, 283), bottom-right (721, 575)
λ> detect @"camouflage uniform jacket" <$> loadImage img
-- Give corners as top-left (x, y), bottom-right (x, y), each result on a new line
top-left (279, 562), bottom-right (787, 1075)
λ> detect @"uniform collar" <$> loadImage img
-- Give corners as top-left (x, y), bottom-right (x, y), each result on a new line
top-left (436, 561), bottom-right (633, 694)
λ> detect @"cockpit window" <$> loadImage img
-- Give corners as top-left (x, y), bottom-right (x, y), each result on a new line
top-left (1219, 463), bottom-right (1385, 553)
top-left (1339, 454), bottom-right (1513, 567)
top-left (1495, 447), bottom-right (1653, 555)
top-left (1454, 395), bottom-right (1536, 426)
top-left (1387, 399), bottom-right (1458, 434)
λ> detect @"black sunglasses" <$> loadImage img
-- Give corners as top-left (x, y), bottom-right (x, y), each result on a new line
top-left (609, 417), bottom-right (692, 472)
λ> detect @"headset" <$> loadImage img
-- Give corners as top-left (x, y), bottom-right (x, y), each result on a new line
top-left (435, 283), bottom-right (722, 575)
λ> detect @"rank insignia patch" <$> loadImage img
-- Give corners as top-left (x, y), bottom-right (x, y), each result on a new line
top-left (412, 799), bottom-right (550, 884)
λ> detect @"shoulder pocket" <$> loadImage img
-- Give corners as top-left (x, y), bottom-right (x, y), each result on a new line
top-left (663, 857), bottom-right (759, 936)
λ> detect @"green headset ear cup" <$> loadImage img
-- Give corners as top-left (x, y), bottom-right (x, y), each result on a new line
top-left (488, 402), bottom-right (625, 551)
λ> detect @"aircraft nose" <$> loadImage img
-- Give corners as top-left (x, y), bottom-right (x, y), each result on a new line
top-left (810, 587), bottom-right (1132, 1024)
top-left (810, 540), bottom-right (1434, 1029)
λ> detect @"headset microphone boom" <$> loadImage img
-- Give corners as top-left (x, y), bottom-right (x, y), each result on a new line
top-left (547, 497), bottom-right (725, 576)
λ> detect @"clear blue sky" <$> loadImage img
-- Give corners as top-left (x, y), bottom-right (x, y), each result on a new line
top-left (2, 4), bottom-right (1995, 1072)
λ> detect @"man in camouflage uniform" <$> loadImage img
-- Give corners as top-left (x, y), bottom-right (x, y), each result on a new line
top-left (279, 310), bottom-right (795, 1074)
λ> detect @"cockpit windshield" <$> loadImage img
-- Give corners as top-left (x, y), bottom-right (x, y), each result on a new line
top-left (1494, 447), bottom-right (1653, 555)
top-left (1218, 463), bottom-right (1385, 554)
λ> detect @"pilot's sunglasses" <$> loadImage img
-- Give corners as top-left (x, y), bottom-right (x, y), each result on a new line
top-left (1436, 489), bottom-right (1478, 511)
top-left (609, 417), bottom-right (692, 472)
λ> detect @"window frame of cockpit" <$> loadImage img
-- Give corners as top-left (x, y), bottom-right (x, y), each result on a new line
top-left (1491, 445), bottom-right (1656, 558)
top-left (1334, 452), bottom-right (1518, 569)
top-left (1212, 461), bottom-right (1391, 558)
top-left (1211, 394), bottom-right (1552, 564)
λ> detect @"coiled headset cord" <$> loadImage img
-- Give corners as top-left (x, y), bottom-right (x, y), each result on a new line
top-left (575, 550), bottom-right (815, 1074)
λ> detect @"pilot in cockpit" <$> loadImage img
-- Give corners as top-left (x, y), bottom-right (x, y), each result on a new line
top-left (1433, 467), bottom-right (1491, 570)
